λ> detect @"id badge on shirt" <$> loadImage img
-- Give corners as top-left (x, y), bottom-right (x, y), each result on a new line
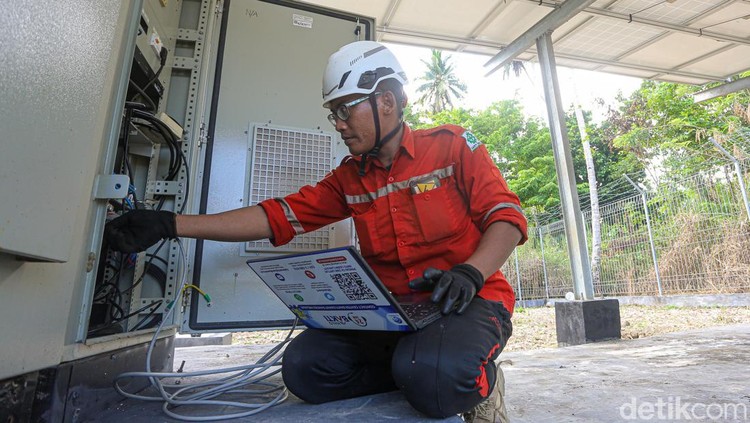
top-left (410, 176), bottom-right (441, 194)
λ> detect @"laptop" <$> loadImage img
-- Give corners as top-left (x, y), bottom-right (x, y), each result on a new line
top-left (246, 246), bottom-right (442, 331)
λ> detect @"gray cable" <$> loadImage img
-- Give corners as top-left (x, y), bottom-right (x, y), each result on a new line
top-left (115, 239), bottom-right (297, 421)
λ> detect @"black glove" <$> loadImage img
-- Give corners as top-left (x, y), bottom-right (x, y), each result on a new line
top-left (408, 263), bottom-right (485, 315)
top-left (104, 210), bottom-right (177, 253)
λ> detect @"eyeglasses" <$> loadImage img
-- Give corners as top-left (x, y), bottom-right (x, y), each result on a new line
top-left (327, 92), bottom-right (381, 126)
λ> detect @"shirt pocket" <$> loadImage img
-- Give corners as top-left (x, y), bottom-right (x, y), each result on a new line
top-left (411, 181), bottom-right (462, 243)
top-left (351, 204), bottom-right (381, 258)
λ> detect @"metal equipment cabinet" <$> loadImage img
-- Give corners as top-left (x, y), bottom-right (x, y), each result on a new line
top-left (0, 1), bottom-right (372, 420)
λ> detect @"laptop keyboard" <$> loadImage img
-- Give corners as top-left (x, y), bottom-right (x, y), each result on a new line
top-left (401, 301), bottom-right (442, 328)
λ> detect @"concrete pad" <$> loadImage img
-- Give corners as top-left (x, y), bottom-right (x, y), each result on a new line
top-left (96, 324), bottom-right (750, 422)
top-left (518, 293), bottom-right (750, 308)
top-left (97, 343), bottom-right (460, 422)
top-left (554, 299), bottom-right (621, 346)
top-left (174, 332), bottom-right (232, 348)
top-left (502, 324), bottom-right (750, 422)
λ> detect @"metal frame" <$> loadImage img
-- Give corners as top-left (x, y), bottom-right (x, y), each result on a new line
top-left (76, 0), bottom-right (146, 342)
top-left (536, 32), bottom-right (595, 300)
top-left (376, 0), bottom-right (403, 41)
top-left (369, 0), bottom-right (745, 83)
top-left (528, 0), bottom-right (749, 46)
top-left (184, 0), bottom-right (371, 333)
top-left (479, 0), bottom-right (599, 300)
top-left (484, 0), bottom-right (597, 76)
top-left (457, 0), bottom-right (514, 51)
top-left (600, 0), bottom-right (737, 75)
top-left (694, 76), bottom-right (750, 103)
top-left (377, 25), bottom-right (509, 50)
top-left (153, 0), bottom-right (217, 324)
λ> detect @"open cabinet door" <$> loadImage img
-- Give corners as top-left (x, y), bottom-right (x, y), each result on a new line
top-left (182, 0), bottom-right (371, 333)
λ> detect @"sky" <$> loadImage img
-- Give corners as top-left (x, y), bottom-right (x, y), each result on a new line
top-left (385, 43), bottom-right (644, 123)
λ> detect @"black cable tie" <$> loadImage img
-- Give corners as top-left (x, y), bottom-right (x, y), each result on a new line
top-left (124, 101), bottom-right (149, 110)
top-left (699, 28), bottom-right (703, 37)
top-left (628, 14), bottom-right (633, 23)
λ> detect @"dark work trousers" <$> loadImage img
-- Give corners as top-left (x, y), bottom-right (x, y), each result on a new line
top-left (281, 297), bottom-right (513, 418)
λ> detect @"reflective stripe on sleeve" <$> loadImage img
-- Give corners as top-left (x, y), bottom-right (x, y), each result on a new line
top-left (276, 198), bottom-right (305, 235)
top-left (481, 202), bottom-right (525, 226)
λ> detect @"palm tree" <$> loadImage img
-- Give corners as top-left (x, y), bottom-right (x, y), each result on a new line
top-left (502, 60), bottom-right (529, 80)
top-left (416, 49), bottom-right (467, 113)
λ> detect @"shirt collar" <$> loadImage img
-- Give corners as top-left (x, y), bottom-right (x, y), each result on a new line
top-left (399, 123), bottom-right (415, 159)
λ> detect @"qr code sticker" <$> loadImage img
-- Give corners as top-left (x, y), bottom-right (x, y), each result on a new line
top-left (331, 272), bottom-right (378, 301)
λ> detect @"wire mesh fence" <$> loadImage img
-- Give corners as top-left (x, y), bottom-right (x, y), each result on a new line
top-left (503, 130), bottom-right (750, 300)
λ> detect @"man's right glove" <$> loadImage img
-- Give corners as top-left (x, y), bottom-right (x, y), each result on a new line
top-left (408, 263), bottom-right (485, 315)
top-left (104, 210), bottom-right (177, 253)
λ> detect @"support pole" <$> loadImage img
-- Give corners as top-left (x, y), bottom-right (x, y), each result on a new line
top-left (536, 32), bottom-right (594, 300)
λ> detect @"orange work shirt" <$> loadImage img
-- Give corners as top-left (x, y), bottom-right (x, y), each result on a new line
top-left (259, 123), bottom-right (527, 314)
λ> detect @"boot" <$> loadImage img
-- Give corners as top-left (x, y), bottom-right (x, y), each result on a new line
top-left (462, 365), bottom-right (508, 423)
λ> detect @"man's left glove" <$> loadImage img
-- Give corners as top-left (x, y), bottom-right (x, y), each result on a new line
top-left (104, 210), bottom-right (177, 253)
top-left (408, 263), bottom-right (485, 315)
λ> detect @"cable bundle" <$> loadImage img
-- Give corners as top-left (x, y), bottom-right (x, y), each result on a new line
top-left (114, 240), bottom-right (296, 421)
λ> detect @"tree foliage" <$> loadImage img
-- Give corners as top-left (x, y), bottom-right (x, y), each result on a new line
top-left (567, 108), bottom-right (645, 190)
top-left (600, 74), bottom-right (750, 180)
top-left (405, 68), bottom-right (749, 214)
top-left (407, 99), bottom-right (643, 212)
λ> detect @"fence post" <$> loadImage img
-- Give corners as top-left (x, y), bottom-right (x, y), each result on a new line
top-left (710, 137), bottom-right (750, 222)
top-left (514, 249), bottom-right (523, 305)
top-left (538, 225), bottom-right (550, 300)
top-left (624, 175), bottom-right (663, 296)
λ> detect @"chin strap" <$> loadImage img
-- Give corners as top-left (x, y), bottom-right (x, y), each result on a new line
top-left (358, 95), bottom-right (402, 176)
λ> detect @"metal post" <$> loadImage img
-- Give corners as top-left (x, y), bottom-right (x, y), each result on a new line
top-left (538, 225), bottom-right (550, 300)
top-left (624, 175), bottom-right (663, 296)
top-left (514, 249), bottom-right (523, 305)
top-left (710, 137), bottom-right (750, 222)
top-left (536, 32), bottom-right (594, 300)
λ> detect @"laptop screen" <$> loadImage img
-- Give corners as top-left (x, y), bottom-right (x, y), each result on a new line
top-left (247, 247), bottom-right (415, 331)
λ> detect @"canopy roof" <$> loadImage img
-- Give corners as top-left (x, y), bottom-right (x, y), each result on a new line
top-left (297, 0), bottom-right (750, 85)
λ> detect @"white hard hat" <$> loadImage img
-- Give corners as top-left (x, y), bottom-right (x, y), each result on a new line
top-left (322, 41), bottom-right (408, 108)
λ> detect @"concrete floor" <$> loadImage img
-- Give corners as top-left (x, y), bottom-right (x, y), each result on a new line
top-left (97, 324), bottom-right (750, 422)
top-left (503, 324), bottom-right (749, 422)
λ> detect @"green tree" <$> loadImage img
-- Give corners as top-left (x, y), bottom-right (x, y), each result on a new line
top-left (568, 108), bottom-right (645, 189)
top-left (415, 49), bottom-right (467, 113)
top-left (602, 75), bottom-right (750, 180)
top-left (405, 97), bottom-right (648, 213)
top-left (469, 100), bottom-right (562, 210)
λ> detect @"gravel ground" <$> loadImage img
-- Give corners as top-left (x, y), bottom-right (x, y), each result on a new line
top-left (504, 304), bottom-right (750, 352)
top-left (232, 305), bottom-right (750, 351)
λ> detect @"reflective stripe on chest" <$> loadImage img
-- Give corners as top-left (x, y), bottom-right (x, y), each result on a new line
top-left (345, 164), bottom-right (454, 205)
